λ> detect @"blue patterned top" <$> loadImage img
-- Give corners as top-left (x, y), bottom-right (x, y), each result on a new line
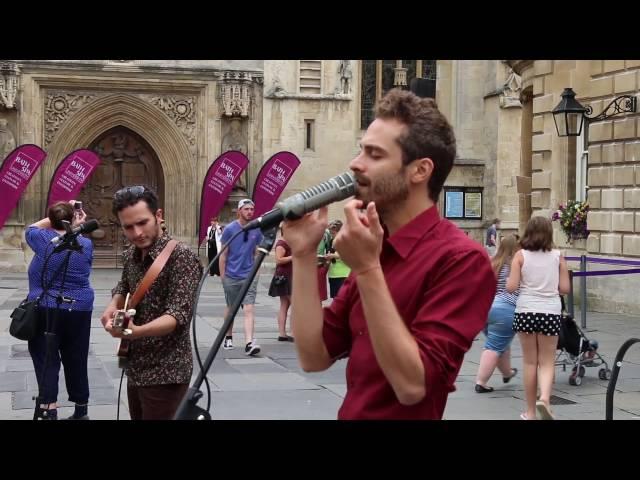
top-left (495, 262), bottom-right (519, 306)
top-left (25, 227), bottom-right (95, 312)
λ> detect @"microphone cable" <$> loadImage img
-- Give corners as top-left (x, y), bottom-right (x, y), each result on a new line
top-left (116, 369), bottom-right (125, 420)
top-left (191, 227), bottom-right (246, 412)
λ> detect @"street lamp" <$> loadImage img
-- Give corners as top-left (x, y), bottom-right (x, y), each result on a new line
top-left (552, 87), bottom-right (638, 203)
top-left (552, 87), bottom-right (637, 137)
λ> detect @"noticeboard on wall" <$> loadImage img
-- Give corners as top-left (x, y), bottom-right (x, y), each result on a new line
top-left (443, 187), bottom-right (483, 220)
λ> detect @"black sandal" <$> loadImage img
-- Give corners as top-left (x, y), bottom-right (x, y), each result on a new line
top-left (474, 384), bottom-right (494, 393)
top-left (503, 368), bottom-right (518, 384)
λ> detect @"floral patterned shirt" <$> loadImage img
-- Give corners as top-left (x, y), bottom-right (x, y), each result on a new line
top-left (112, 231), bottom-right (202, 387)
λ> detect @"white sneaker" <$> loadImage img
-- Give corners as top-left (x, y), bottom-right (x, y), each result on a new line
top-left (245, 340), bottom-right (261, 356)
top-left (223, 337), bottom-right (234, 350)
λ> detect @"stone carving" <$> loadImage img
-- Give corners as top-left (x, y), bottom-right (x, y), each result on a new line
top-left (0, 118), bottom-right (16, 160)
top-left (500, 66), bottom-right (523, 109)
top-left (266, 77), bottom-right (287, 97)
top-left (0, 62), bottom-right (19, 110)
top-left (145, 95), bottom-right (197, 156)
top-left (44, 91), bottom-right (97, 146)
top-left (221, 118), bottom-right (248, 192)
top-left (393, 60), bottom-right (408, 88)
top-left (338, 60), bottom-right (352, 94)
top-left (219, 71), bottom-right (252, 117)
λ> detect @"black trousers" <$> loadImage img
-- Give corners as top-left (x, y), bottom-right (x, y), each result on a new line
top-left (207, 241), bottom-right (220, 276)
top-left (28, 307), bottom-right (91, 405)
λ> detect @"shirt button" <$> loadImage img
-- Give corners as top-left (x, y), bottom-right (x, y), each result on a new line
top-left (358, 331), bottom-right (364, 336)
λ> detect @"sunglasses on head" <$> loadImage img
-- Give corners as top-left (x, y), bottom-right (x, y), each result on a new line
top-left (114, 185), bottom-right (146, 200)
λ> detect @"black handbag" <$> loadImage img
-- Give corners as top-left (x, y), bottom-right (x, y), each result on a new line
top-left (273, 275), bottom-right (287, 286)
top-left (9, 297), bottom-right (40, 341)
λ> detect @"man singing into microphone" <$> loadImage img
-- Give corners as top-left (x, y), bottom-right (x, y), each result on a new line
top-left (285, 89), bottom-right (496, 419)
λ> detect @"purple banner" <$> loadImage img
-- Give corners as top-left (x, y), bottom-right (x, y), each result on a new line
top-left (47, 149), bottom-right (101, 207)
top-left (0, 144), bottom-right (47, 230)
top-left (251, 151), bottom-right (300, 218)
top-left (198, 151), bottom-right (249, 246)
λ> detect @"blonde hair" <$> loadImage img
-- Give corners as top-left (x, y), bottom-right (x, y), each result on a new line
top-left (490, 234), bottom-right (520, 275)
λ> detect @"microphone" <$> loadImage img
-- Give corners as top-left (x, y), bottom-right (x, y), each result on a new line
top-left (244, 171), bottom-right (356, 231)
top-left (51, 219), bottom-right (99, 245)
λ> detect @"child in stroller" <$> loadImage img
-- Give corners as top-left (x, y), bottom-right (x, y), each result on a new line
top-left (556, 296), bottom-right (611, 386)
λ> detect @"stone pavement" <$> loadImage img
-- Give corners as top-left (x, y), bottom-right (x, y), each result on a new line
top-left (1, 268), bottom-right (639, 420)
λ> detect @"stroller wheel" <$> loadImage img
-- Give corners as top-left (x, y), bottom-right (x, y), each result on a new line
top-left (569, 373), bottom-right (582, 386)
top-left (579, 366), bottom-right (586, 377)
top-left (598, 368), bottom-right (611, 381)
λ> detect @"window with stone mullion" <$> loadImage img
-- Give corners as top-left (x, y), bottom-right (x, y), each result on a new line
top-left (360, 60), bottom-right (437, 129)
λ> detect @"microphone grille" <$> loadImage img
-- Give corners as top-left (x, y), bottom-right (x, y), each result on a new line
top-left (299, 171), bottom-right (356, 201)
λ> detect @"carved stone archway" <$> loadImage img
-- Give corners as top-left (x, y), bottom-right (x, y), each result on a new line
top-left (44, 94), bottom-right (195, 242)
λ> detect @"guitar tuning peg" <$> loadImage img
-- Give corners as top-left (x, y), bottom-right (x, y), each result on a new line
top-left (127, 309), bottom-right (136, 317)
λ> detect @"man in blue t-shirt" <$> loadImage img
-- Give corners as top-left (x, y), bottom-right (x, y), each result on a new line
top-left (485, 218), bottom-right (500, 257)
top-left (219, 199), bottom-right (264, 355)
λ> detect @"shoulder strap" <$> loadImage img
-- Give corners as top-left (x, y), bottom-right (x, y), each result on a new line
top-left (129, 240), bottom-right (178, 309)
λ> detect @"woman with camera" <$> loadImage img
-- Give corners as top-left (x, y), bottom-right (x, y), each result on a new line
top-left (268, 224), bottom-right (293, 341)
top-left (25, 200), bottom-right (94, 420)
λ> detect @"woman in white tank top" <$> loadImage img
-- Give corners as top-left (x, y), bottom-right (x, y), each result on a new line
top-left (506, 216), bottom-right (570, 420)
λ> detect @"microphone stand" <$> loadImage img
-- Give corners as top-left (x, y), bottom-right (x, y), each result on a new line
top-left (174, 226), bottom-right (277, 420)
top-left (33, 235), bottom-right (81, 420)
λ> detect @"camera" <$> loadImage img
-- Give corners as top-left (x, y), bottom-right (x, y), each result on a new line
top-left (74, 201), bottom-right (83, 220)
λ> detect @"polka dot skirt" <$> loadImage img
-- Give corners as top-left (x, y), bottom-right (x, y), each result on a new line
top-left (513, 312), bottom-right (561, 336)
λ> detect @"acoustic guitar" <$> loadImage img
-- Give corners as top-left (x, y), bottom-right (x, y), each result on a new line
top-left (112, 293), bottom-right (137, 368)
top-left (110, 239), bottom-right (178, 369)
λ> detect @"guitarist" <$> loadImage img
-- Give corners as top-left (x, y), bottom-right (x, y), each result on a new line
top-left (101, 186), bottom-right (202, 420)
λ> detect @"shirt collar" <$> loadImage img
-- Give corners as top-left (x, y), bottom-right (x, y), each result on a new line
top-left (133, 231), bottom-right (172, 263)
top-left (385, 206), bottom-right (441, 260)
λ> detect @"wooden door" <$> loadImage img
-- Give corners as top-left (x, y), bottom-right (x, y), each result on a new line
top-left (78, 127), bottom-right (164, 262)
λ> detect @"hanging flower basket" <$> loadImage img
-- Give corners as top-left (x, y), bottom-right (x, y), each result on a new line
top-left (551, 200), bottom-right (590, 243)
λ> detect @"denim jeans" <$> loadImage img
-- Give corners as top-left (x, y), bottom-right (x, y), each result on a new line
top-left (483, 298), bottom-right (516, 355)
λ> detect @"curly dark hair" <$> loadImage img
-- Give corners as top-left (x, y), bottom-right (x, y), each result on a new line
top-left (375, 89), bottom-right (457, 202)
top-left (112, 185), bottom-right (159, 216)
top-left (48, 201), bottom-right (74, 230)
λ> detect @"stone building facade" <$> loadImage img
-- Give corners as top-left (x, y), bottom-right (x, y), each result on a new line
top-left (261, 60), bottom-right (524, 244)
top-left (1, 60), bottom-right (522, 283)
top-left (0, 60), bottom-right (265, 268)
top-left (510, 60), bottom-right (640, 314)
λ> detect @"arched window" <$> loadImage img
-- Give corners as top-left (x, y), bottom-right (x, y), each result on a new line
top-left (360, 60), bottom-right (437, 129)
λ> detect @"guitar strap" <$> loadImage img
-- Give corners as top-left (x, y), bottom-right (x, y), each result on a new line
top-left (128, 240), bottom-right (178, 310)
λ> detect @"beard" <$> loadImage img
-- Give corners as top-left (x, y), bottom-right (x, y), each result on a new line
top-left (354, 169), bottom-right (409, 216)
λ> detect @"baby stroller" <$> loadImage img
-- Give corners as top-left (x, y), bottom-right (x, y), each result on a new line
top-left (556, 296), bottom-right (611, 386)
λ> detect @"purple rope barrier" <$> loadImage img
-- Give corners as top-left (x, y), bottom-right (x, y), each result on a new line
top-left (572, 268), bottom-right (640, 277)
top-left (585, 257), bottom-right (640, 266)
top-left (565, 256), bottom-right (640, 266)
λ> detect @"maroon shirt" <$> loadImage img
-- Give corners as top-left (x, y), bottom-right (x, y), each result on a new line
top-left (274, 239), bottom-right (292, 278)
top-left (323, 206), bottom-right (496, 419)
